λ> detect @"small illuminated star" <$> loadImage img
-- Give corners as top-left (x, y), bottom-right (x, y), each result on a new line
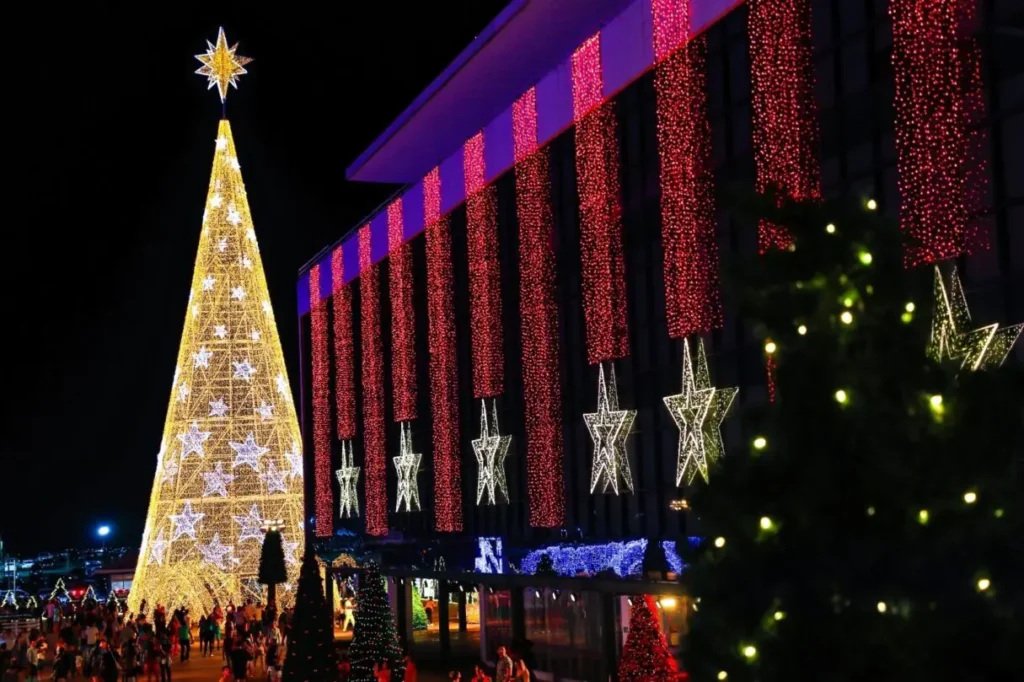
top-left (228, 156), bottom-right (241, 171)
top-left (191, 305), bottom-right (200, 317)
top-left (203, 209), bottom-right (209, 224)
top-left (231, 286), bottom-right (246, 301)
top-left (261, 461), bottom-right (288, 494)
top-left (218, 237), bottom-right (228, 252)
top-left (215, 136), bottom-right (228, 151)
top-left (229, 432), bottom-right (268, 471)
top-left (178, 382), bottom-right (190, 402)
top-left (161, 453), bottom-right (179, 484)
top-left (194, 27), bottom-right (252, 103)
top-left (169, 501), bottom-right (205, 541)
top-left (211, 194), bottom-right (223, 208)
top-left (262, 301), bottom-right (273, 315)
top-left (192, 345), bottom-right (213, 369)
top-left (246, 228), bottom-right (256, 242)
top-left (255, 401), bottom-right (274, 421)
top-left (233, 504), bottom-right (264, 543)
top-left (250, 328), bottom-right (261, 342)
top-left (202, 462), bottom-right (236, 498)
top-left (279, 533), bottom-right (300, 566)
top-left (232, 359), bottom-right (255, 381)
top-left (239, 255), bottom-right (253, 269)
top-left (147, 528), bottom-right (168, 566)
top-left (227, 205), bottom-right (242, 225)
top-left (213, 325), bottom-right (229, 339)
top-left (276, 373), bottom-right (291, 400)
top-left (202, 275), bottom-right (216, 291)
top-left (209, 397), bottom-right (229, 417)
top-left (284, 441), bottom-right (303, 480)
top-left (177, 421), bottom-right (212, 459)
top-left (197, 533), bottom-right (233, 569)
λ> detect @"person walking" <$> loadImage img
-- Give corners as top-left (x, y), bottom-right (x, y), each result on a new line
top-left (495, 647), bottom-right (513, 682)
top-left (176, 620), bottom-right (191, 663)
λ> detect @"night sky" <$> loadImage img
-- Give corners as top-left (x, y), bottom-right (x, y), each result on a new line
top-left (4, 1), bottom-right (506, 555)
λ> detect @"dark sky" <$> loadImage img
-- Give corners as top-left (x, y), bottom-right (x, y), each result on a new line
top-left (3, 1), bottom-right (506, 556)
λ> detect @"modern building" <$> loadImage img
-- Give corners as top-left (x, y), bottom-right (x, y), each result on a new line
top-left (296, 0), bottom-right (1022, 677)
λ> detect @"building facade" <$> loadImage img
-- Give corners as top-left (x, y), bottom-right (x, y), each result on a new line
top-left (296, 0), bottom-right (1022, 677)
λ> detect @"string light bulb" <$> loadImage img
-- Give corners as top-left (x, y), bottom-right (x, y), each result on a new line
top-left (841, 311), bottom-right (854, 325)
top-left (718, 672), bottom-right (728, 681)
top-left (714, 536), bottom-right (726, 548)
top-left (877, 602), bottom-right (887, 613)
top-left (764, 340), bottom-right (777, 354)
top-left (835, 389), bottom-right (849, 404)
top-left (826, 223), bottom-right (836, 234)
top-left (858, 250), bottom-right (873, 265)
top-left (742, 645), bottom-right (758, 660)
top-left (918, 509), bottom-right (930, 525)
top-left (774, 610), bottom-right (785, 621)
top-left (963, 490), bottom-right (977, 504)
top-left (760, 516), bottom-right (774, 530)
top-left (797, 324), bottom-right (807, 335)
top-left (753, 436), bottom-right (767, 450)
top-left (976, 577), bottom-right (990, 592)
top-left (866, 198), bottom-right (878, 211)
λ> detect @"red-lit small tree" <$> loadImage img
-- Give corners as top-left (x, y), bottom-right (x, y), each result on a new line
top-left (618, 595), bottom-right (679, 681)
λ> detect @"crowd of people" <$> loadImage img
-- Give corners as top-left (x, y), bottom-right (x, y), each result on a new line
top-left (0, 597), bottom-right (293, 682)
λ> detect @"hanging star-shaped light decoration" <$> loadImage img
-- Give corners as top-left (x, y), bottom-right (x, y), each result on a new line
top-left (229, 432), bottom-right (269, 471)
top-left (147, 528), bottom-right (169, 566)
top-left (194, 27), bottom-right (252, 103)
top-left (663, 338), bottom-right (738, 486)
top-left (585, 364), bottom-right (636, 495)
top-left (202, 462), bottom-right (236, 498)
top-left (177, 421), bottom-right (212, 459)
top-left (928, 264), bottom-right (1022, 371)
top-left (261, 461), bottom-right (288, 494)
top-left (233, 504), bottom-right (264, 543)
top-left (335, 440), bottom-right (360, 518)
top-left (169, 501), bottom-right (205, 541)
top-left (197, 533), bottom-right (234, 570)
top-left (394, 422), bottom-right (423, 512)
top-left (473, 399), bottom-right (511, 505)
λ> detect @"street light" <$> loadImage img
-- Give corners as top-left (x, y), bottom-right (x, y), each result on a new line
top-left (97, 526), bottom-right (111, 538)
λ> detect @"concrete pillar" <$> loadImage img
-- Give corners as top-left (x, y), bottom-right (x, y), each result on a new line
top-left (457, 588), bottom-right (468, 632)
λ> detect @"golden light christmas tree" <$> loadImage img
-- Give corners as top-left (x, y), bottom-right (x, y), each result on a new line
top-left (128, 30), bottom-right (304, 616)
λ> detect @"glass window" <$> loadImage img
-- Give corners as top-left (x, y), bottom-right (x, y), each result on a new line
top-left (524, 588), bottom-right (604, 681)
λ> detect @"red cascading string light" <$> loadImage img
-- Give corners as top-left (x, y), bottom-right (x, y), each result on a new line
top-left (331, 247), bottom-right (357, 440)
top-left (513, 87), bottom-right (565, 528)
top-left (464, 131), bottom-right (505, 398)
top-left (748, 0), bottom-right (821, 253)
top-left (572, 34), bottom-right (630, 365)
top-left (359, 226), bottom-right (388, 536)
top-left (652, 0), bottom-right (723, 338)
top-left (388, 198), bottom-right (418, 421)
top-left (891, 0), bottom-right (987, 268)
top-left (308, 264), bottom-right (333, 537)
top-left (424, 167), bottom-right (463, 532)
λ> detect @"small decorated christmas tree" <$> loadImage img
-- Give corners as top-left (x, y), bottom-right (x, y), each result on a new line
top-left (618, 596), bottom-right (678, 681)
top-left (282, 548), bottom-right (337, 682)
top-left (349, 564), bottom-right (405, 682)
top-left (259, 528), bottom-right (288, 608)
top-left (411, 583), bottom-right (428, 631)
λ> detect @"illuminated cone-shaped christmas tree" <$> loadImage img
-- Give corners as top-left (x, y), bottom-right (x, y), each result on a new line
top-left (128, 30), bottom-right (304, 616)
top-left (618, 595), bottom-right (678, 681)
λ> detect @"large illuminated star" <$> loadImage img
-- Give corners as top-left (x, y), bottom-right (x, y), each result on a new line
top-left (335, 440), bottom-right (360, 518)
top-left (394, 422), bottom-right (422, 512)
top-left (284, 441), bottom-right (303, 480)
top-left (169, 501), bottom-right (205, 541)
top-left (664, 338), bottom-right (738, 486)
top-left (194, 28), bottom-right (252, 102)
top-left (928, 264), bottom-right (1022, 371)
top-left (260, 461), bottom-right (288, 494)
top-left (177, 421), bottom-right (212, 460)
top-left (147, 528), bottom-right (168, 566)
top-left (229, 432), bottom-right (269, 471)
top-left (279, 533), bottom-right (300, 566)
top-left (473, 399), bottom-right (511, 505)
top-left (202, 462), bottom-right (236, 497)
top-left (233, 504), bottom-right (264, 543)
top-left (585, 364), bottom-right (636, 495)
top-left (197, 533), bottom-right (233, 570)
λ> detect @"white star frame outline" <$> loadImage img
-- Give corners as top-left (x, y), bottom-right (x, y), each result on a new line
top-left (472, 399), bottom-right (511, 505)
top-left (585, 363), bottom-right (636, 495)
top-left (394, 422), bottom-right (423, 512)
top-left (663, 337), bottom-right (738, 486)
top-left (335, 439), bottom-right (360, 519)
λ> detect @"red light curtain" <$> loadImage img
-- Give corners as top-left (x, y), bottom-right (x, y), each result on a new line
top-left (309, 265), bottom-right (333, 537)
top-left (331, 248), bottom-right (356, 440)
top-left (388, 199), bottom-right (418, 421)
top-left (359, 227), bottom-right (388, 536)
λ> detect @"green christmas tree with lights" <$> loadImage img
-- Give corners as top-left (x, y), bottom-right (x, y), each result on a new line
top-left (282, 548), bottom-right (337, 682)
top-left (681, 196), bottom-right (1024, 681)
top-left (411, 583), bottom-right (428, 631)
top-left (618, 595), bottom-right (678, 681)
top-left (349, 563), bottom-right (405, 682)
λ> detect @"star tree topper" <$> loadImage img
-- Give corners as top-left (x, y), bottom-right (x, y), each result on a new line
top-left (394, 422), bottom-right (423, 512)
top-left (585, 363), bottom-right (636, 495)
top-left (335, 440), bottom-right (360, 519)
top-left (473, 399), bottom-right (511, 505)
top-left (194, 28), bottom-right (252, 102)
top-left (928, 264), bottom-right (1021, 371)
top-left (663, 338), bottom-right (738, 486)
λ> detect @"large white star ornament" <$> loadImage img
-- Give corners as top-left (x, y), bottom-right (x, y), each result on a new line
top-left (162, 455), bottom-right (179, 484)
top-left (215, 136), bottom-right (228, 152)
top-left (585, 363), bottom-right (636, 495)
top-left (147, 528), bottom-right (169, 566)
top-left (211, 194), bottom-right (224, 208)
top-left (169, 501), bottom-right (205, 541)
top-left (473, 399), bottom-right (511, 505)
top-left (276, 374), bottom-right (292, 401)
top-left (394, 422), bottom-right (423, 512)
top-left (202, 462), bottom-right (236, 497)
top-left (232, 359), bottom-right (256, 381)
top-left (177, 421), bottom-right (212, 459)
top-left (198, 533), bottom-right (233, 570)
top-left (233, 504), bottom-right (264, 543)
top-left (284, 442), bottom-right (303, 480)
top-left (261, 461), bottom-right (289, 494)
top-left (227, 205), bottom-right (242, 226)
top-left (663, 338), bottom-right (738, 486)
top-left (192, 345), bottom-right (213, 369)
top-left (209, 397), bottom-right (229, 417)
top-left (229, 432), bottom-right (269, 471)
top-left (335, 440), bottom-right (360, 518)
top-left (202, 275), bottom-right (216, 291)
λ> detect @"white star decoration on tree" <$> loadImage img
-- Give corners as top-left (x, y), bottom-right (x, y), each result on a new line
top-left (276, 374), bottom-right (291, 400)
top-left (177, 421), bottom-right (212, 459)
top-left (178, 382), bottom-right (190, 402)
top-left (663, 338), bottom-right (738, 486)
top-left (284, 442), bottom-right (303, 480)
top-left (262, 301), bottom-right (273, 316)
top-left (473, 399), bottom-right (511, 505)
top-left (227, 205), bottom-right (242, 226)
top-left (233, 504), bottom-right (264, 543)
top-left (247, 228), bottom-right (256, 242)
top-left (169, 501), bottom-right (205, 541)
top-left (240, 256), bottom-right (253, 270)
top-left (255, 401), bottom-right (274, 421)
top-left (585, 363), bottom-right (636, 495)
top-left (162, 455), bottom-right (179, 484)
top-left (394, 422), bottom-right (422, 512)
top-left (229, 432), bottom-right (268, 471)
top-left (214, 325), bottom-right (228, 339)
top-left (211, 194), bottom-right (223, 208)
top-left (228, 156), bottom-right (241, 171)
top-left (192, 345), bottom-right (213, 369)
top-left (209, 397), bottom-right (229, 417)
top-left (202, 275), bottom-right (216, 291)
top-left (279, 534), bottom-right (300, 566)
top-left (232, 359), bottom-right (256, 381)
top-left (218, 237), bottom-right (228, 252)
top-left (231, 286), bottom-right (246, 301)
top-left (202, 462), bottom-right (236, 497)
top-left (198, 533), bottom-right (233, 570)
top-left (215, 136), bottom-right (228, 151)
top-left (261, 461), bottom-right (288, 494)
top-left (147, 528), bottom-right (168, 566)
top-left (250, 328), bottom-right (261, 342)
top-left (335, 440), bottom-right (360, 518)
